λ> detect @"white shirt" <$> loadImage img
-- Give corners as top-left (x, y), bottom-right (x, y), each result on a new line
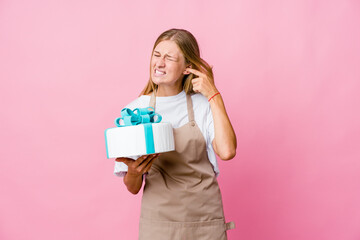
top-left (114, 90), bottom-right (220, 177)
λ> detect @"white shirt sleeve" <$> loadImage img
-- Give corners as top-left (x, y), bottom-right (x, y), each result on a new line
top-left (205, 102), bottom-right (219, 176)
top-left (114, 162), bottom-right (128, 177)
top-left (206, 103), bottom-right (215, 144)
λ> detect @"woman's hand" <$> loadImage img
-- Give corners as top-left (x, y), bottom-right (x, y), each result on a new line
top-left (116, 154), bottom-right (159, 176)
top-left (116, 154), bottom-right (159, 194)
top-left (186, 68), bottom-right (218, 99)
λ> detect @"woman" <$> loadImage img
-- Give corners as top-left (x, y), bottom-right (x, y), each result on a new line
top-left (114, 28), bottom-right (237, 240)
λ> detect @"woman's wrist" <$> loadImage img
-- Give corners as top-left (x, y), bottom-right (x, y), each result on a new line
top-left (124, 172), bottom-right (143, 194)
top-left (208, 92), bottom-right (220, 102)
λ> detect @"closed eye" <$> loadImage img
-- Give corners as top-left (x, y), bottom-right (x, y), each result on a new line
top-left (166, 56), bottom-right (177, 61)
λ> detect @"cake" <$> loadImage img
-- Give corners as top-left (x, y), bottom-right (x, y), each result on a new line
top-left (105, 107), bottom-right (175, 158)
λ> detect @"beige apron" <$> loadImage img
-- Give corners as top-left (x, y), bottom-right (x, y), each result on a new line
top-left (139, 91), bottom-right (235, 240)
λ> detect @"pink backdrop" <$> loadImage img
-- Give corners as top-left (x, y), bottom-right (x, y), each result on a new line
top-left (1, 0), bottom-right (360, 239)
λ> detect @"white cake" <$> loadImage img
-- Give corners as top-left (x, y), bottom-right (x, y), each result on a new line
top-left (105, 122), bottom-right (175, 158)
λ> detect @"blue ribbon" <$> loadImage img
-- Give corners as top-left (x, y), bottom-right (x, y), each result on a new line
top-left (114, 107), bottom-right (162, 154)
top-left (114, 107), bottom-right (161, 127)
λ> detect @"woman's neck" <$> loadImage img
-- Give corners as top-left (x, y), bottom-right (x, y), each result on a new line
top-left (156, 84), bottom-right (183, 97)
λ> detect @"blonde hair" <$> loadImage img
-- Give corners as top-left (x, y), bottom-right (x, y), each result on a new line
top-left (140, 28), bottom-right (214, 96)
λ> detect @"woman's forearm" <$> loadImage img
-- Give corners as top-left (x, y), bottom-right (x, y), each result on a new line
top-left (117, 154), bottom-right (158, 194)
top-left (210, 93), bottom-right (237, 160)
top-left (123, 173), bottom-right (143, 194)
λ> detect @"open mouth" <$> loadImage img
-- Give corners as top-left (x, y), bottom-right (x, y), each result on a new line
top-left (154, 69), bottom-right (166, 76)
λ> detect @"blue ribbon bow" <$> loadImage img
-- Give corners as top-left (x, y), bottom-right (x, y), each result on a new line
top-left (114, 107), bottom-right (162, 127)
top-left (114, 107), bottom-right (162, 155)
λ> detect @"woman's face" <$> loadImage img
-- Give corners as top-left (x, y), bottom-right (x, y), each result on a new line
top-left (150, 40), bottom-right (188, 88)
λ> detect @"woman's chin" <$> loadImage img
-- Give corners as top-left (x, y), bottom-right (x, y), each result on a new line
top-left (152, 79), bottom-right (161, 85)
top-left (152, 76), bottom-right (166, 85)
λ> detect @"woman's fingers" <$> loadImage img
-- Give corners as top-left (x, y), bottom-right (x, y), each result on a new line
top-left (186, 68), bottom-right (206, 78)
top-left (191, 77), bottom-right (201, 93)
top-left (135, 154), bottom-right (156, 166)
top-left (136, 154), bottom-right (159, 173)
top-left (133, 155), bottom-right (148, 167)
top-left (192, 77), bottom-right (217, 98)
top-left (115, 157), bottom-right (135, 166)
top-left (143, 161), bottom-right (154, 173)
top-left (115, 154), bottom-right (159, 175)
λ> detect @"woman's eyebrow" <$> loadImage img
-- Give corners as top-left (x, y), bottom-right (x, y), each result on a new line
top-left (154, 51), bottom-right (177, 59)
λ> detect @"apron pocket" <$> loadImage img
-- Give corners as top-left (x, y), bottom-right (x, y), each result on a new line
top-left (139, 218), bottom-right (233, 240)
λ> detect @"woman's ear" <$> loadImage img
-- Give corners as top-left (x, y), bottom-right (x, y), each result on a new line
top-left (183, 64), bottom-right (192, 75)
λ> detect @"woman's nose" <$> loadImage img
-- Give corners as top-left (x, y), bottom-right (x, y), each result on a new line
top-left (156, 57), bottom-right (166, 67)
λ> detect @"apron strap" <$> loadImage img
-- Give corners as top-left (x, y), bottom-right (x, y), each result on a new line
top-left (186, 93), bottom-right (195, 123)
top-left (225, 221), bottom-right (235, 230)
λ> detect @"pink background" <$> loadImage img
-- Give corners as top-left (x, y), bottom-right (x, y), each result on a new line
top-left (1, 0), bottom-right (360, 239)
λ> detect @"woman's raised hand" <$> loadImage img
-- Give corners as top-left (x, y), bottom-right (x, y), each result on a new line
top-left (186, 67), bottom-right (218, 99)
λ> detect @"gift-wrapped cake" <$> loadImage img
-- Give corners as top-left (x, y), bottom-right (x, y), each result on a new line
top-left (105, 107), bottom-right (175, 158)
